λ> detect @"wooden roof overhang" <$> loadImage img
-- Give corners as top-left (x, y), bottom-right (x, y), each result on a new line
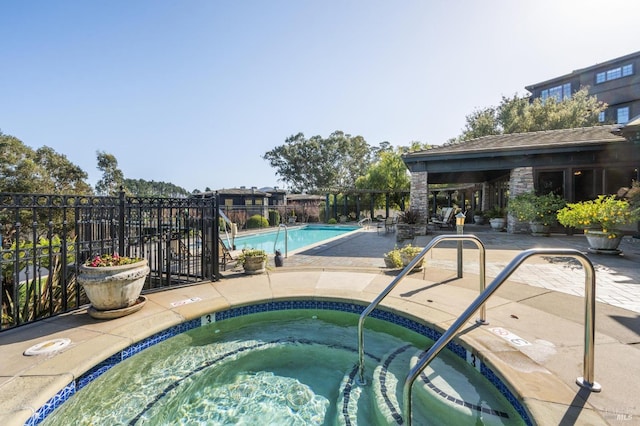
top-left (402, 126), bottom-right (638, 185)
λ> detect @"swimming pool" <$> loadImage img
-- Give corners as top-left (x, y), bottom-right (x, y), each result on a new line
top-left (40, 304), bottom-right (529, 425)
top-left (232, 224), bottom-right (360, 253)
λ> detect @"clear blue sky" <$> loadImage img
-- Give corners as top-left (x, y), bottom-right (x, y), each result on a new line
top-left (2, 1), bottom-right (640, 192)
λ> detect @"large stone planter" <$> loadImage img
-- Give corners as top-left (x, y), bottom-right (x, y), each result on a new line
top-left (396, 223), bottom-right (414, 241)
top-left (243, 257), bottom-right (267, 274)
top-left (78, 259), bottom-right (150, 314)
top-left (585, 230), bottom-right (623, 254)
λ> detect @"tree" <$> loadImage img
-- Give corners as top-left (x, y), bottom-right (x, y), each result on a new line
top-left (0, 131), bottom-right (90, 194)
top-left (263, 131), bottom-right (374, 192)
top-left (457, 87), bottom-right (607, 141)
top-left (123, 178), bottom-right (190, 197)
top-left (356, 147), bottom-right (411, 209)
top-left (95, 151), bottom-right (124, 196)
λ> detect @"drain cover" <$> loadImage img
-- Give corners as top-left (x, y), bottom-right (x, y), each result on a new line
top-left (24, 338), bottom-right (71, 356)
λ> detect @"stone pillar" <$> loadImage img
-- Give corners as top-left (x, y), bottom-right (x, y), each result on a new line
top-left (409, 170), bottom-right (429, 218)
top-left (508, 167), bottom-right (535, 233)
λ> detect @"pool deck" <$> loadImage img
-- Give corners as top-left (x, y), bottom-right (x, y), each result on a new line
top-left (1, 224), bottom-right (639, 425)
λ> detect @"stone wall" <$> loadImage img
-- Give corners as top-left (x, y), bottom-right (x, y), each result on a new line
top-left (508, 167), bottom-right (534, 233)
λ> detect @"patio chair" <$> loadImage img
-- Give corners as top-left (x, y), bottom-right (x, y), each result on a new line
top-left (219, 237), bottom-right (234, 271)
top-left (430, 207), bottom-right (454, 229)
top-left (384, 217), bottom-right (396, 233)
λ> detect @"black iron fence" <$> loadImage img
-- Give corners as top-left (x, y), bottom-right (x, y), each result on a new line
top-left (0, 190), bottom-right (219, 332)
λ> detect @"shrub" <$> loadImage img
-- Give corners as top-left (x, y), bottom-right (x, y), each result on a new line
top-left (557, 195), bottom-right (638, 233)
top-left (246, 214), bottom-right (269, 229)
top-left (327, 218), bottom-right (338, 224)
top-left (508, 192), bottom-right (566, 226)
top-left (268, 210), bottom-right (280, 226)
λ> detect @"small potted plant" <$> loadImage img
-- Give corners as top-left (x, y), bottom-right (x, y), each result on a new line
top-left (77, 253), bottom-right (150, 318)
top-left (472, 210), bottom-right (485, 225)
top-left (237, 248), bottom-right (268, 274)
top-left (557, 195), bottom-right (639, 252)
top-left (383, 246), bottom-right (403, 268)
top-left (486, 206), bottom-right (506, 231)
top-left (400, 244), bottom-right (425, 271)
top-left (508, 192), bottom-right (566, 236)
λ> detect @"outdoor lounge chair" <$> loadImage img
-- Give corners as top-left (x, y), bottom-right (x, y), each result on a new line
top-left (219, 237), bottom-right (234, 271)
top-left (430, 207), bottom-right (454, 229)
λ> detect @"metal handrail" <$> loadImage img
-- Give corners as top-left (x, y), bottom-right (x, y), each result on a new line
top-left (357, 234), bottom-right (486, 385)
top-left (273, 224), bottom-right (288, 258)
top-left (402, 248), bottom-right (601, 426)
top-left (358, 217), bottom-right (371, 228)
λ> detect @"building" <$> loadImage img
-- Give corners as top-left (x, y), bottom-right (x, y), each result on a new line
top-left (525, 51), bottom-right (640, 125)
top-left (403, 125), bottom-right (640, 232)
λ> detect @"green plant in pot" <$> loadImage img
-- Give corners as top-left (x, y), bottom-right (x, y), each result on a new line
top-left (486, 206), bottom-right (506, 231)
top-left (383, 246), bottom-right (403, 268)
top-left (78, 253), bottom-right (149, 319)
top-left (508, 192), bottom-right (566, 235)
top-left (237, 248), bottom-right (268, 274)
top-left (400, 244), bottom-right (425, 271)
top-left (557, 195), bottom-right (639, 252)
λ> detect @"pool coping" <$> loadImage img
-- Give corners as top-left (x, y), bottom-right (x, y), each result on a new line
top-left (1, 267), bottom-right (616, 425)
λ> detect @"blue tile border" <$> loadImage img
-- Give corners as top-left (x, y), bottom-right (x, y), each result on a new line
top-left (27, 301), bottom-right (532, 426)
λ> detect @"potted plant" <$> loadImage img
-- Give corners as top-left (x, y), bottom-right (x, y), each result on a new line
top-left (396, 210), bottom-right (423, 241)
top-left (557, 195), bottom-right (639, 253)
top-left (508, 192), bottom-right (566, 236)
top-left (400, 244), bottom-right (425, 271)
top-left (77, 253), bottom-right (150, 319)
top-left (237, 248), bottom-right (268, 274)
top-left (486, 206), bottom-right (506, 231)
top-left (472, 210), bottom-right (485, 225)
top-left (383, 246), bottom-right (403, 268)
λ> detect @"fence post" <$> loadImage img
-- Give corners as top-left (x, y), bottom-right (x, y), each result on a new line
top-left (119, 187), bottom-right (126, 256)
top-left (213, 192), bottom-right (220, 279)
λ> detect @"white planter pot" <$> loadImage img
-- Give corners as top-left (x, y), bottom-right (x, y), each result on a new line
top-left (585, 230), bottom-right (623, 253)
top-left (489, 218), bottom-right (505, 231)
top-left (78, 260), bottom-right (150, 311)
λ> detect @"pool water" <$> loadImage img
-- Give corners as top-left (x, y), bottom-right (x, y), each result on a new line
top-left (233, 224), bottom-right (359, 253)
top-left (42, 310), bottom-right (525, 425)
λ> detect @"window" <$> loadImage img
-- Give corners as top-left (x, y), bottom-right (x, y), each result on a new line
top-left (607, 68), bottom-right (622, 80)
top-left (595, 63), bottom-right (634, 83)
top-left (563, 83), bottom-right (571, 99)
top-left (598, 111), bottom-right (605, 122)
top-left (617, 107), bottom-right (629, 124)
top-left (255, 199), bottom-right (263, 205)
top-left (245, 200), bottom-right (252, 206)
top-left (225, 199), bottom-right (233, 206)
top-left (548, 85), bottom-right (563, 101)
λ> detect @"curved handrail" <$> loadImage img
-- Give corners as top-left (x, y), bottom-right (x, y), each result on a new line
top-left (402, 248), bottom-right (600, 426)
top-left (357, 234), bottom-right (486, 385)
top-left (358, 217), bottom-right (371, 228)
top-left (273, 224), bottom-right (288, 258)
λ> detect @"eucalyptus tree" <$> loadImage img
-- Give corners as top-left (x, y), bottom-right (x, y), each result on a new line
top-left (95, 151), bottom-right (125, 196)
top-left (263, 130), bottom-right (374, 192)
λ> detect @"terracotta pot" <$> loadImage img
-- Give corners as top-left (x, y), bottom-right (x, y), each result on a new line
top-left (78, 259), bottom-right (149, 311)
